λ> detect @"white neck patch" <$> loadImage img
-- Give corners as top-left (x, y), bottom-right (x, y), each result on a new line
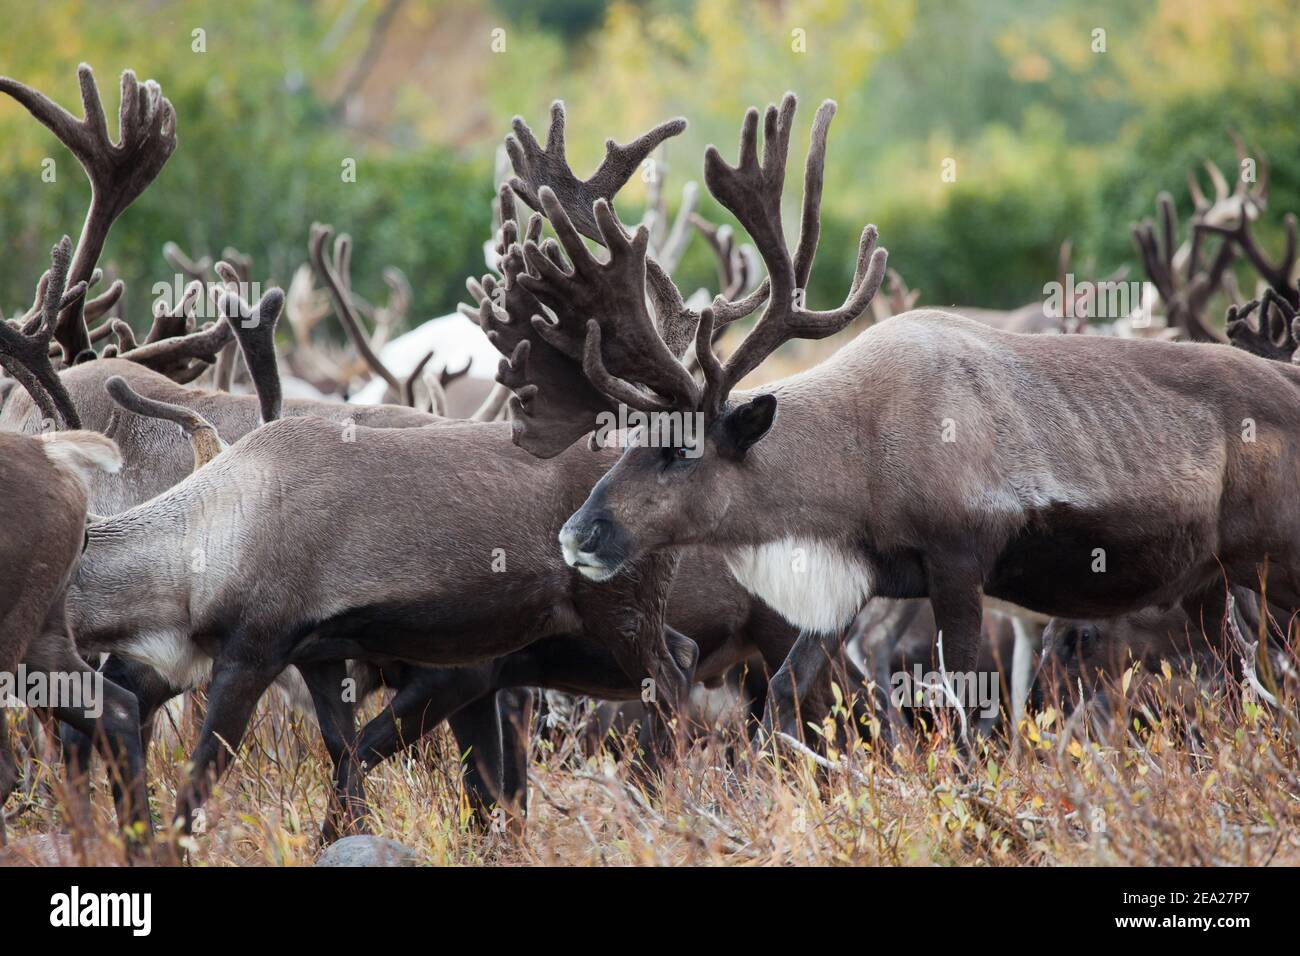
top-left (725, 537), bottom-right (873, 635)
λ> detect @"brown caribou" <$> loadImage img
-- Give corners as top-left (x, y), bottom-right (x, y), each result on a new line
top-left (489, 94), bottom-right (1300, 740)
top-left (0, 239), bottom-right (150, 840)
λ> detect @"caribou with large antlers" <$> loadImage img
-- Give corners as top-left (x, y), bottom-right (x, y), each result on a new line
top-left (485, 93), bottom-right (1300, 737)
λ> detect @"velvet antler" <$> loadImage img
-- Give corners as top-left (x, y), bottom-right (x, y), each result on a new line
top-left (0, 65), bottom-right (176, 359)
top-left (0, 237), bottom-right (87, 428)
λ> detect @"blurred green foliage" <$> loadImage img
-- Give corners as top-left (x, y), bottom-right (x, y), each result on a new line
top-left (1, 0), bottom-right (1297, 334)
top-left (492, 0), bottom-right (611, 38)
top-left (0, 0), bottom-right (492, 330)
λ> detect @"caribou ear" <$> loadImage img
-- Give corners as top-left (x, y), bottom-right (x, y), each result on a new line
top-left (719, 393), bottom-right (777, 459)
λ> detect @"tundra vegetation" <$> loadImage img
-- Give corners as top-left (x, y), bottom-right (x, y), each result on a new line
top-left (2, 2), bottom-right (1300, 867)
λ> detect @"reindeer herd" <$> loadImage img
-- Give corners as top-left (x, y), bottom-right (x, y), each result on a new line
top-left (1, 64), bottom-right (1299, 862)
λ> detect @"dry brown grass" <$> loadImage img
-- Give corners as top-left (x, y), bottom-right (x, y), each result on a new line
top-left (4, 655), bottom-right (1299, 867)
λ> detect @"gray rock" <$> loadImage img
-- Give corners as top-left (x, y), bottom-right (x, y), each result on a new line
top-left (315, 835), bottom-right (420, 867)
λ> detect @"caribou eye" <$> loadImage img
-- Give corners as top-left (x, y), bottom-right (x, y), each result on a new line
top-left (674, 446), bottom-right (691, 460)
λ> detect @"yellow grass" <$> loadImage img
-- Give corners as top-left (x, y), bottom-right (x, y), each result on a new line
top-left (4, 660), bottom-right (1299, 867)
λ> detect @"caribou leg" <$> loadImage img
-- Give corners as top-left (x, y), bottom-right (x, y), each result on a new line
top-left (923, 556), bottom-right (985, 743)
top-left (61, 654), bottom-right (183, 818)
top-left (0, 707), bottom-right (16, 846)
top-left (312, 665), bottom-right (496, 843)
top-left (20, 592), bottom-right (151, 842)
top-left (342, 632), bottom-right (698, 835)
top-left (497, 689), bottom-right (533, 821)
top-left (172, 650), bottom-right (278, 834)
top-left (299, 661), bottom-right (369, 843)
top-left (28, 631), bottom-right (152, 843)
top-left (352, 665), bottom-right (495, 774)
top-left (759, 628), bottom-right (844, 741)
top-left (447, 692), bottom-right (505, 830)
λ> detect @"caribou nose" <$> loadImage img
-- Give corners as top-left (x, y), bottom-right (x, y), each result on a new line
top-left (577, 518), bottom-right (610, 554)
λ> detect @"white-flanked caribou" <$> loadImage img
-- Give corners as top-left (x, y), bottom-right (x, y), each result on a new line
top-left (494, 93), bottom-right (1300, 738)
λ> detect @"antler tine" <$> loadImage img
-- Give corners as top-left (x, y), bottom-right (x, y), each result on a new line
top-left (1157, 192), bottom-right (1178, 276)
top-left (1133, 212), bottom-right (1174, 302)
top-left (20, 272), bottom-right (51, 335)
top-left (1197, 211), bottom-right (1299, 308)
top-left (1202, 157), bottom-right (1230, 205)
top-left (415, 352), bottom-right (448, 415)
top-left (688, 211), bottom-right (766, 313)
top-left (0, 236), bottom-right (84, 428)
top-left (439, 356), bottom-right (472, 390)
top-left (727, 243), bottom-right (761, 300)
top-left (492, 182), bottom-right (517, 260)
top-left (1187, 167), bottom-right (1210, 214)
top-left (171, 359), bottom-right (213, 384)
top-left (580, 321), bottom-right (678, 413)
top-left (219, 285), bottom-right (284, 424)
top-left (209, 259), bottom-right (247, 392)
top-left (792, 99), bottom-right (837, 290)
top-left (694, 305), bottom-right (725, 399)
top-left (213, 259), bottom-right (243, 289)
top-left (398, 348), bottom-right (435, 409)
top-left (285, 264), bottom-right (332, 341)
top-left (163, 242), bottom-right (212, 284)
top-left (221, 246), bottom-right (253, 285)
top-left (86, 317), bottom-right (116, 345)
top-left (872, 267), bottom-right (920, 322)
top-left (110, 318), bottom-right (137, 351)
top-left (702, 95), bottom-right (888, 407)
top-left (143, 280), bottom-right (203, 344)
top-left (119, 317), bottom-right (233, 374)
top-left (0, 65), bottom-right (177, 359)
top-left (691, 213), bottom-right (739, 293)
top-left (653, 180), bottom-right (699, 275)
top-left (642, 151), bottom-right (668, 247)
top-left (308, 222), bottom-right (404, 396)
top-left (376, 266), bottom-right (411, 345)
top-left (84, 278), bottom-right (124, 323)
